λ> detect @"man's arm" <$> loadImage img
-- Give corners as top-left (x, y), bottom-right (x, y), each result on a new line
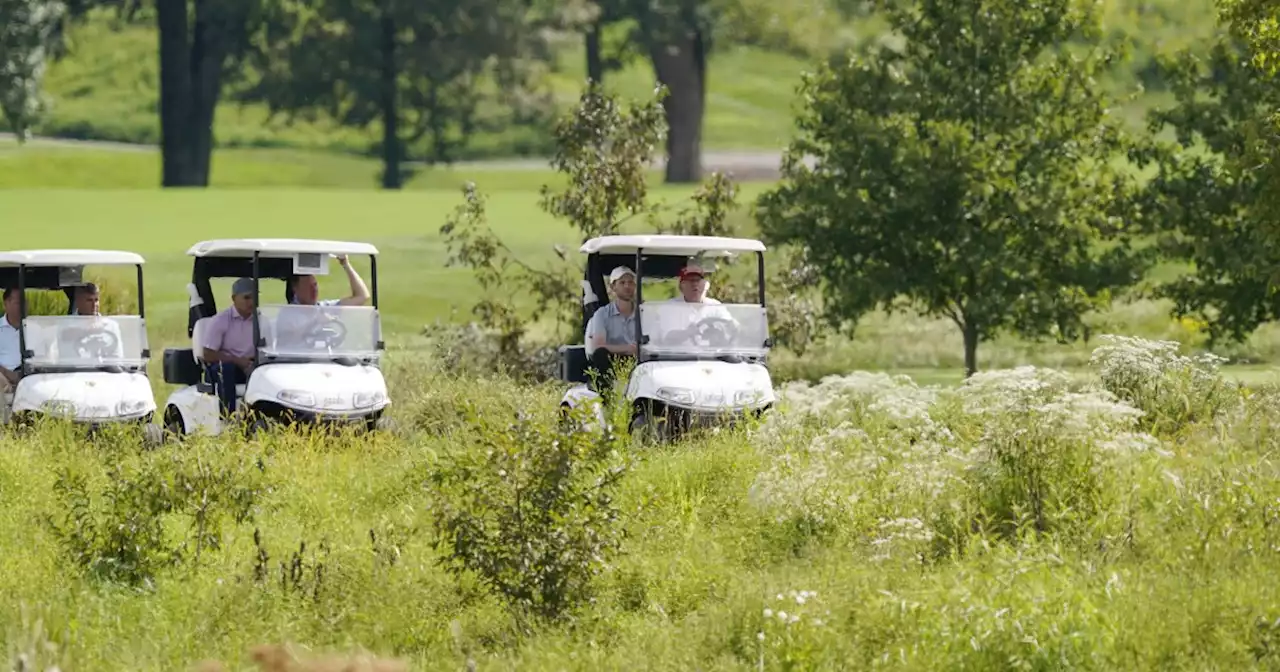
top-left (0, 365), bottom-right (19, 385)
top-left (334, 255), bottom-right (370, 306)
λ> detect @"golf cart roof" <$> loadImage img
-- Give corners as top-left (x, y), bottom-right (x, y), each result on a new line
top-left (580, 235), bottom-right (766, 257)
top-left (186, 239), bottom-right (379, 258)
top-left (0, 249), bottom-right (145, 267)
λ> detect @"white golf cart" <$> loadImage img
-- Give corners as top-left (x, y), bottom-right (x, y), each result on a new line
top-left (557, 235), bottom-right (776, 439)
top-left (160, 239), bottom-right (390, 436)
top-left (0, 249), bottom-right (160, 442)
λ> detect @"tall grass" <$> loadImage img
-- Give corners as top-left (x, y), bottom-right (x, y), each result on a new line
top-left (1, 334), bottom-right (1277, 669)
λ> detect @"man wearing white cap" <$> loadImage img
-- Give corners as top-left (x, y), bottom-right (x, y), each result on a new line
top-left (584, 265), bottom-right (638, 390)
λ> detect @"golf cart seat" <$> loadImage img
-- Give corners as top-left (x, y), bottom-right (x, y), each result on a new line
top-left (559, 345), bottom-right (590, 384)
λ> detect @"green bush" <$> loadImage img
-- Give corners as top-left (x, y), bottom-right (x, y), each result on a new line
top-left (427, 402), bottom-right (633, 624)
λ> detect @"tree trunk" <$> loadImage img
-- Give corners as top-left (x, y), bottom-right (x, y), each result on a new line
top-left (586, 22), bottom-right (603, 85)
top-left (378, 10), bottom-right (402, 190)
top-left (962, 321), bottom-right (979, 378)
top-left (156, 0), bottom-right (230, 188)
top-left (647, 27), bottom-right (705, 184)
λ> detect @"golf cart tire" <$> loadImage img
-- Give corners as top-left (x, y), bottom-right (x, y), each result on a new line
top-left (163, 405), bottom-right (186, 439)
top-left (630, 402), bottom-right (674, 443)
top-left (142, 422), bottom-right (164, 448)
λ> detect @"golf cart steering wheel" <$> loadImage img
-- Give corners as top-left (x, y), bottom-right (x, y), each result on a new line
top-left (303, 318), bottom-right (347, 348)
top-left (688, 316), bottom-right (739, 348)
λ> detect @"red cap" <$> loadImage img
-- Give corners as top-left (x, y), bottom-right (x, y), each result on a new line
top-left (679, 264), bottom-right (706, 279)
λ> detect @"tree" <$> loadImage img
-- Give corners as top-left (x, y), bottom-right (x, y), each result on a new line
top-left (241, 0), bottom-right (552, 189)
top-left (1133, 37), bottom-right (1280, 343)
top-left (1218, 0), bottom-right (1280, 72)
top-left (0, 0), bottom-right (68, 141)
top-left (65, 0), bottom-right (269, 187)
top-left (755, 0), bottom-right (1150, 376)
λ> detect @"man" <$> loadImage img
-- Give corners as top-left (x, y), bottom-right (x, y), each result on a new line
top-left (61, 283), bottom-right (125, 361)
top-left (0, 288), bottom-right (23, 395)
top-left (288, 254), bottom-right (370, 307)
top-left (278, 254), bottom-right (370, 346)
top-left (584, 266), bottom-right (638, 391)
top-left (668, 263), bottom-right (722, 304)
top-left (660, 263), bottom-right (740, 350)
top-left (202, 278), bottom-right (266, 417)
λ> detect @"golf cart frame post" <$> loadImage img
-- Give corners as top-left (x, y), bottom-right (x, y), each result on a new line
top-left (0, 250), bottom-right (149, 374)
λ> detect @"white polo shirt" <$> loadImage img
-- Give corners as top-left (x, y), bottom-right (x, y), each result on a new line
top-left (0, 319), bottom-right (21, 370)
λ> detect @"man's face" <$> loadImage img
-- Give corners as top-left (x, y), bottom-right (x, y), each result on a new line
top-left (679, 273), bottom-right (705, 302)
top-left (612, 275), bottom-right (636, 302)
top-left (231, 292), bottom-right (256, 316)
top-left (293, 275), bottom-right (319, 305)
top-left (75, 289), bottom-right (99, 316)
top-left (2, 292), bottom-right (18, 320)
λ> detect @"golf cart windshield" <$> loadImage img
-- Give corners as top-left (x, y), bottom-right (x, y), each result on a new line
top-left (258, 304), bottom-right (382, 362)
top-left (639, 302), bottom-right (769, 359)
top-left (23, 315), bottom-right (149, 370)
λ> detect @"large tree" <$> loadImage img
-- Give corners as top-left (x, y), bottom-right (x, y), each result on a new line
top-left (0, 0), bottom-right (68, 141)
top-left (1133, 37), bottom-right (1280, 343)
top-left (241, 0), bottom-right (551, 189)
top-left (755, 0), bottom-right (1150, 376)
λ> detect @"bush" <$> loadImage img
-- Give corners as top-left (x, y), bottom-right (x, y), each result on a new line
top-left (1089, 334), bottom-right (1242, 434)
top-left (45, 438), bottom-right (269, 587)
top-left (427, 403), bottom-right (632, 624)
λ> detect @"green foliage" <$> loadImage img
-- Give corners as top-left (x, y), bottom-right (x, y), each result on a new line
top-left (0, 0), bottom-right (67, 140)
top-left (756, 0), bottom-right (1152, 376)
top-left (1217, 0), bottom-right (1280, 73)
top-left (427, 405), bottom-right (632, 623)
top-left (538, 83), bottom-right (667, 236)
top-left (240, 0), bottom-right (554, 175)
top-left (45, 439), bottom-right (268, 587)
top-left (438, 85), bottom-right (765, 375)
top-left (1089, 334), bottom-right (1242, 434)
top-left (1134, 37), bottom-right (1280, 343)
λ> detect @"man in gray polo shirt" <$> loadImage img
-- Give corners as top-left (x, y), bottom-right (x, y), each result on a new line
top-left (584, 265), bottom-right (637, 391)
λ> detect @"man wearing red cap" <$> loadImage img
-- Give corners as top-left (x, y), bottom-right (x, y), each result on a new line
top-left (670, 263), bottom-right (722, 304)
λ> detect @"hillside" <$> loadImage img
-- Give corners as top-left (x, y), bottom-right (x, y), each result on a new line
top-left (3, 0), bottom-right (1225, 163)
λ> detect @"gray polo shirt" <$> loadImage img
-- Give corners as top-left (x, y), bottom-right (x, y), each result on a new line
top-left (585, 301), bottom-right (636, 355)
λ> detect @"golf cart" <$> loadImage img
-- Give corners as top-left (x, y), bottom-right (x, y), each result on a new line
top-left (0, 249), bottom-right (160, 441)
top-left (160, 239), bottom-right (390, 436)
top-left (557, 235), bottom-right (775, 439)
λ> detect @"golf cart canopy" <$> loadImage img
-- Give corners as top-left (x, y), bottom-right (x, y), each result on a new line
top-left (187, 239), bottom-right (379, 258)
top-left (0, 249), bottom-right (146, 291)
top-left (580, 235), bottom-right (766, 256)
top-left (183, 238), bottom-right (380, 337)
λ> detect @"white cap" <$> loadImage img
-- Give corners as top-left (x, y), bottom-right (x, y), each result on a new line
top-left (609, 266), bottom-right (636, 283)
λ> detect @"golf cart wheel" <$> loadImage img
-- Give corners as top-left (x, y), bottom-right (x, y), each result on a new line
top-left (629, 403), bottom-right (671, 444)
top-left (365, 412), bottom-right (396, 434)
top-left (163, 406), bottom-right (185, 442)
top-left (142, 423), bottom-right (164, 448)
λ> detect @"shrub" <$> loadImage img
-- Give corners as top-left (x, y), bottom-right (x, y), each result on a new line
top-left (1089, 334), bottom-right (1242, 434)
top-left (46, 440), bottom-right (268, 587)
top-left (427, 402), bottom-right (632, 624)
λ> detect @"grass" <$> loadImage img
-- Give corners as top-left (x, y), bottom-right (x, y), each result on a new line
top-left (2, 334), bottom-right (1279, 670)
